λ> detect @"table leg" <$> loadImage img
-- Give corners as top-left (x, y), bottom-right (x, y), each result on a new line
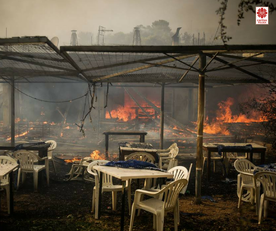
top-left (261, 151), bottom-right (265, 164)
top-left (9, 171), bottom-right (14, 215)
top-left (120, 181), bottom-right (126, 231)
top-left (97, 172), bottom-right (103, 219)
top-left (140, 135), bottom-right (145, 143)
top-left (249, 151), bottom-right (253, 163)
top-left (105, 134), bottom-right (109, 159)
top-left (207, 150), bottom-right (211, 181)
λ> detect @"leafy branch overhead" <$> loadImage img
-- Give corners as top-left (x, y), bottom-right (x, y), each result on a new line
top-left (216, 0), bottom-right (275, 44)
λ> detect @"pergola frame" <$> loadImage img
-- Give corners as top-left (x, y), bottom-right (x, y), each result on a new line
top-left (1, 36), bottom-right (276, 203)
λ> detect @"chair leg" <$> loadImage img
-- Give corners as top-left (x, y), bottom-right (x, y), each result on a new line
top-left (213, 160), bottom-right (216, 172)
top-left (258, 195), bottom-right (264, 224)
top-left (17, 168), bottom-right (21, 189)
top-left (94, 188), bottom-right (100, 219)
top-left (264, 200), bottom-right (268, 218)
top-left (153, 214), bottom-right (156, 229)
top-left (255, 186), bottom-right (260, 215)
top-left (176, 198), bottom-right (180, 225)
top-left (112, 191), bottom-right (117, 211)
top-left (45, 161), bottom-right (50, 186)
top-left (4, 185), bottom-right (10, 214)
top-left (33, 172), bottom-right (39, 192)
top-left (238, 186), bottom-right (244, 208)
top-left (137, 194), bottom-right (144, 216)
top-left (156, 211), bottom-right (164, 231)
top-left (129, 204), bottom-right (136, 231)
top-left (174, 205), bottom-right (179, 231)
top-left (22, 172), bottom-right (26, 184)
top-left (51, 159), bottom-right (57, 174)
top-left (92, 188), bottom-right (95, 213)
top-left (128, 184), bottom-right (132, 215)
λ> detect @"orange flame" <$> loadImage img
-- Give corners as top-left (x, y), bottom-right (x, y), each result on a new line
top-left (6, 128), bottom-right (33, 141)
top-left (203, 97), bottom-right (267, 135)
top-left (90, 150), bottom-right (105, 160)
top-left (64, 157), bottom-right (82, 163)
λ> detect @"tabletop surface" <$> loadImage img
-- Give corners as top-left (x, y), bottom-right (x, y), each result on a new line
top-left (203, 142), bottom-right (266, 149)
top-left (93, 165), bottom-right (173, 181)
top-left (0, 164), bottom-right (18, 177)
top-left (103, 131), bottom-right (147, 135)
top-left (0, 143), bottom-right (51, 150)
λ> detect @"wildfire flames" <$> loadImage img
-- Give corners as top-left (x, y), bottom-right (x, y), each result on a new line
top-left (90, 150), bottom-right (105, 160)
top-left (203, 97), bottom-right (267, 135)
top-left (106, 92), bottom-right (160, 122)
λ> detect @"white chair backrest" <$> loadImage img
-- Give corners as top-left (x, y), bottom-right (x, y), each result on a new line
top-left (87, 160), bottom-right (109, 174)
top-left (255, 171), bottom-right (276, 200)
top-left (125, 152), bottom-right (155, 164)
top-left (168, 166), bottom-right (189, 181)
top-left (160, 179), bottom-right (187, 210)
top-left (0, 156), bottom-right (18, 183)
top-left (87, 160), bottom-right (112, 186)
top-left (169, 146), bottom-right (179, 158)
top-left (45, 140), bottom-right (57, 150)
top-left (13, 150), bottom-right (40, 171)
top-left (234, 159), bottom-right (256, 174)
top-left (169, 143), bottom-right (178, 150)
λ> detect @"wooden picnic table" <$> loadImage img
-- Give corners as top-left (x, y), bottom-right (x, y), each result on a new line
top-left (103, 131), bottom-right (147, 158)
top-left (203, 142), bottom-right (266, 181)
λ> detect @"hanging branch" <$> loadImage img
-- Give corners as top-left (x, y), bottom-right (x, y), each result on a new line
top-left (216, 0), bottom-right (232, 44)
top-left (104, 82), bottom-right (110, 108)
top-left (75, 83), bottom-right (96, 136)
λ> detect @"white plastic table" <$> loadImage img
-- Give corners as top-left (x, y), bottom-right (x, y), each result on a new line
top-left (0, 163), bottom-right (18, 214)
top-left (93, 166), bottom-right (173, 231)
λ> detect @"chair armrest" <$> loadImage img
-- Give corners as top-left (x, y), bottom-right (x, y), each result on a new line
top-left (87, 169), bottom-right (97, 177)
top-left (240, 172), bottom-right (254, 177)
top-left (157, 151), bottom-right (170, 155)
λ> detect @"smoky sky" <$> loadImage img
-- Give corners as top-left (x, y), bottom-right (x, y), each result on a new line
top-left (0, 0), bottom-right (275, 45)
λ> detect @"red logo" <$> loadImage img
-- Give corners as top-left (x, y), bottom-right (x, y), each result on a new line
top-left (257, 8), bottom-right (267, 18)
top-left (256, 7), bottom-right (269, 25)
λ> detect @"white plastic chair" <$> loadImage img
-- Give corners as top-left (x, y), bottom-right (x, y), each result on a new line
top-left (67, 157), bottom-right (93, 181)
top-left (87, 160), bottom-right (131, 219)
top-left (129, 179), bottom-right (188, 231)
top-left (156, 142), bottom-right (178, 153)
top-left (158, 146), bottom-right (179, 170)
top-left (0, 156), bottom-right (18, 214)
top-left (234, 159), bottom-right (259, 209)
top-left (202, 150), bottom-right (225, 174)
top-left (13, 150), bottom-right (49, 192)
top-left (180, 163), bottom-right (193, 195)
top-left (45, 140), bottom-right (57, 174)
top-left (254, 171), bottom-right (276, 224)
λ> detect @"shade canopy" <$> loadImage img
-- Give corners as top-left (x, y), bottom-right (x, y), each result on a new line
top-left (0, 36), bottom-right (275, 86)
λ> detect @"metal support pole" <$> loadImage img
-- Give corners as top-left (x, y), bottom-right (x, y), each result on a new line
top-left (160, 83), bottom-right (165, 149)
top-left (195, 54), bottom-right (206, 204)
top-left (11, 77), bottom-right (15, 146)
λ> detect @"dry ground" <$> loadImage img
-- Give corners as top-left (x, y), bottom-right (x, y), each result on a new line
top-left (1, 153), bottom-right (276, 231)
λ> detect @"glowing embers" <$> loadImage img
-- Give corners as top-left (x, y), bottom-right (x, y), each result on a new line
top-left (6, 128), bottom-right (34, 141)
